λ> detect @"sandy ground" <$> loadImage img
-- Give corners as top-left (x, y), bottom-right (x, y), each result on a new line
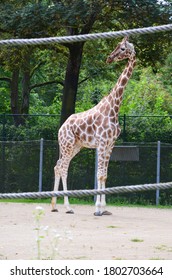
top-left (0, 202), bottom-right (172, 260)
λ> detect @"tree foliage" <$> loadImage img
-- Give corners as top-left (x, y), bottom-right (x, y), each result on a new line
top-left (0, 0), bottom-right (171, 131)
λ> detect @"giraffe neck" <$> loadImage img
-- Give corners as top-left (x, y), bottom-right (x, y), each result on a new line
top-left (109, 55), bottom-right (136, 114)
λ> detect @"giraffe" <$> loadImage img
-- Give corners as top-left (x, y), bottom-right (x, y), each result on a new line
top-left (51, 36), bottom-right (136, 216)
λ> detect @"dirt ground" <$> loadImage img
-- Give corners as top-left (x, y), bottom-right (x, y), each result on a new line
top-left (0, 202), bottom-right (172, 260)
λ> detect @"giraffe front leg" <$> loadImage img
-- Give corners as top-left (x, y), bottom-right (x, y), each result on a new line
top-left (101, 180), bottom-right (112, 216)
top-left (62, 174), bottom-right (74, 214)
top-left (94, 182), bottom-right (102, 216)
top-left (94, 177), bottom-right (111, 216)
top-left (94, 146), bottom-right (112, 216)
top-left (94, 166), bottom-right (105, 216)
top-left (100, 180), bottom-right (107, 214)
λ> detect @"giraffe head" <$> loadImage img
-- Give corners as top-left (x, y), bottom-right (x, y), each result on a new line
top-left (106, 36), bottom-right (135, 63)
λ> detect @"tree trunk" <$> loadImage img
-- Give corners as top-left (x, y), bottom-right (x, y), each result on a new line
top-left (21, 71), bottom-right (30, 115)
top-left (20, 51), bottom-right (31, 125)
top-left (60, 43), bottom-right (84, 126)
top-left (59, 8), bottom-right (99, 126)
top-left (10, 69), bottom-right (20, 126)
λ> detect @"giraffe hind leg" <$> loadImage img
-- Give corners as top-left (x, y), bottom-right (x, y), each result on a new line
top-left (62, 177), bottom-right (74, 214)
top-left (62, 144), bottom-right (82, 214)
top-left (52, 132), bottom-right (81, 214)
top-left (52, 156), bottom-right (75, 214)
top-left (51, 161), bottom-right (61, 212)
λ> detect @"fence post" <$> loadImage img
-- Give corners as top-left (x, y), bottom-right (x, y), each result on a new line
top-left (39, 138), bottom-right (44, 192)
top-left (2, 113), bottom-right (6, 141)
top-left (123, 114), bottom-right (126, 142)
top-left (156, 140), bottom-right (161, 205)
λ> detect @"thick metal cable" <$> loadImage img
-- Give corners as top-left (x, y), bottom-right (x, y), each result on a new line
top-left (0, 182), bottom-right (172, 199)
top-left (0, 24), bottom-right (171, 47)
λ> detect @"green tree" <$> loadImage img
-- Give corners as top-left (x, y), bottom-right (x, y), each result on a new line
top-left (119, 66), bottom-right (172, 142)
top-left (0, 0), bottom-right (171, 127)
top-left (53, 0), bottom-right (172, 125)
top-left (0, 1), bottom-right (62, 125)
top-left (160, 52), bottom-right (172, 91)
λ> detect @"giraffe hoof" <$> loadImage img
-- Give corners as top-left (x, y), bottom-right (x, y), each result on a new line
top-left (66, 210), bottom-right (74, 214)
top-left (51, 209), bottom-right (58, 212)
top-left (102, 210), bottom-right (112, 215)
top-left (94, 211), bottom-right (102, 216)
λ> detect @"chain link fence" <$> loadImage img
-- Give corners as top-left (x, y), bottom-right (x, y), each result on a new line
top-left (0, 140), bottom-right (172, 205)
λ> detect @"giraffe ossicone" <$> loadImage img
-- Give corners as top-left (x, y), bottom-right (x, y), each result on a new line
top-left (51, 36), bottom-right (136, 216)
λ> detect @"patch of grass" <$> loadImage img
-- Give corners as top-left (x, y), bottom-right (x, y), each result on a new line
top-left (155, 244), bottom-right (167, 251)
top-left (0, 197), bottom-right (172, 209)
top-left (149, 257), bottom-right (164, 260)
top-left (75, 256), bottom-right (88, 260)
top-left (154, 244), bottom-right (172, 252)
top-left (107, 225), bottom-right (120, 229)
top-left (168, 248), bottom-right (172, 252)
top-left (70, 198), bottom-right (94, 205)
top-left (131, 238), bottom-right (144, 243)
top-left (0, 198), bottom-right (52, 204)
top-left (108, 201), bottom-right (172, 209)
top-left (0, 197), bottom-right (94, 205)
top-left (0, 254), bottom-right (7, 260)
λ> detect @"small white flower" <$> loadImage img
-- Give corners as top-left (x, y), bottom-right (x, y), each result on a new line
top-left (35, 236), bottom-right (42, 242)
top-left (65, 230), bottom-right (73, 240)
top-left (43, 226), bottom-right (49, 231)
top-left (35, 206), bottom-right (44, 211)
top-left (54, 233), bottom-right (61, 239)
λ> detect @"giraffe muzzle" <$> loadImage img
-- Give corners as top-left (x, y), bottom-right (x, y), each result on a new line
top-left (106, 56), bottom-right (113, 64)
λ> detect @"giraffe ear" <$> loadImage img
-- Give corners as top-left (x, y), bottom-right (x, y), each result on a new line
top-left (121, 36), bottom-right (129, 45)
top-left (123, 36), bottom-right (129, 42)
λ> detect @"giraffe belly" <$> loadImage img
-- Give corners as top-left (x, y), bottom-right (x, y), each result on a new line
top-left (77, 135), bottom-right (98, 149)
top-left (78, 133), bottom-right (115, 149)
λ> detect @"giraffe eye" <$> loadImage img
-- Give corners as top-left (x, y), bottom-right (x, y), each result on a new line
top-left (121, 47), bottom-right (125, 51)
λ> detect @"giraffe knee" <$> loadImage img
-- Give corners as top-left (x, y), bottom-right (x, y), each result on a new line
top-left (54, 165), bottom-right (59, 175)
top-left (54, 159), bottom-right (62, 175)
top-left (97, 174), bottom-right (107, 183)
